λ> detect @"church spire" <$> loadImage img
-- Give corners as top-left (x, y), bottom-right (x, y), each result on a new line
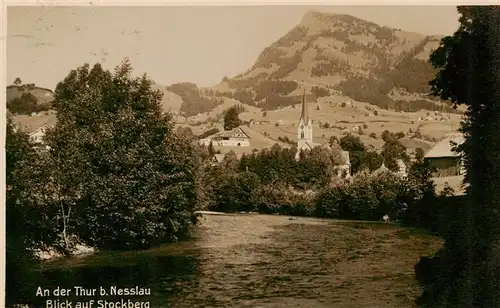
top-left (300, 88), bottom-right (310, 124)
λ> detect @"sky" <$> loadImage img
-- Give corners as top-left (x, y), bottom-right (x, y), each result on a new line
top-left (7, 5), bottom-right (460, 90)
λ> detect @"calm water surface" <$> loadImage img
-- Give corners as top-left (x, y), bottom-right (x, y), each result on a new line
top-left (26, 214), bottom-right (442, 308)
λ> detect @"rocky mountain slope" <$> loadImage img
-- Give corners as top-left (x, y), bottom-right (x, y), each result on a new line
top-left (191, 10), bottom-right (449, 115)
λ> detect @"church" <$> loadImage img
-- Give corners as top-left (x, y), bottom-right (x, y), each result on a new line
top-left (295, 90), bottom-right (351, 178)
top-left (295, 90), bottom-right (320, 160)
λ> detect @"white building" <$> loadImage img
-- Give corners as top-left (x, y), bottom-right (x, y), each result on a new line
top-left (199, 126), bottom-right (251, 147)
top-left (294, 89), bottom-right (351, 178)
top-left (295, 90), bottom-right (317, 160)
top-left (28, 121), bottom-right (56, 145)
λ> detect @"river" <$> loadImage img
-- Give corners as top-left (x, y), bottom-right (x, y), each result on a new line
top-left (22, 214), bottom-right (442, 308)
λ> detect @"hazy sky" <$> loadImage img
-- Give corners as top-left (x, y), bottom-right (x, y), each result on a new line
top-left (7, 6), bottom-right (460, 89)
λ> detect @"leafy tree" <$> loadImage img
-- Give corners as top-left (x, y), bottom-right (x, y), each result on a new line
top-left (5, 117), bottom-right (61, 305)
top-left (329, 135), bottom-right (339, 146)
top-left (207, 141), bottom-right (215, 156)
top-left (340, 134), bottom-right (365, 152)
top-left (13, 77), bottom-right (22, 86)
top-left (417, 7), bottom-right (500, 307)
top-left (223, 106), bottom-right (241, 131)
top-left (340, 134), bottom-right (366, 174)
top-left (198, 128), bottom-right (219, 139)
top-left (46, 60), bottom-right (201, 250)
top-left (360, 150), bottom-right (383, 171)
top-left (381, 137), bottom-right (409, 171)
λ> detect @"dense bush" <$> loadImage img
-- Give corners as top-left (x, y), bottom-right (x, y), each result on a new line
top-left (316, 171), bottom-right (410, 221)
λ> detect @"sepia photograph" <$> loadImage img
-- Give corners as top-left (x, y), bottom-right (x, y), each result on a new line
top-left (4, 3), bottom-right (500, 308)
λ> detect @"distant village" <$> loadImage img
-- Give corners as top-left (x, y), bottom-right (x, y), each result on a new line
top-left (20, 91), bottom-right (465, 193)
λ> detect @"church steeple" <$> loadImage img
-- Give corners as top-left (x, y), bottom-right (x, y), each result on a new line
top-left (295, 88), bottom-right (314, 160)
top-left (299, 89), bottom-right (310, 125)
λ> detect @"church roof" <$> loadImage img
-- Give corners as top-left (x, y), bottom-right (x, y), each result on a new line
top-left (374, 162), bottom-right (390, 174)
top-left (299, 89), bottom-right (310, 125)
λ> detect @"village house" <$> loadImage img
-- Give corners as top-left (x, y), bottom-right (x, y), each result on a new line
top-left (29, 123), bottom-right (54, 144)
top-left (199, 126), bottom-right (251, 147)
top-left (424, 132), bottom-right (465, 177)
top-left (210, 152), bottom-right (245, 166)
top-left (373, 160), bottom-right (408, 178)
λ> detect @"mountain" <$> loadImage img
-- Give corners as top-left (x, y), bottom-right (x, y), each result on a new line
top-left (10, 10), bottom-right (463, 154)
top-left (197, 10), bottom-right (449, 113)
top-left (6, 84), bottom-right (54, 115)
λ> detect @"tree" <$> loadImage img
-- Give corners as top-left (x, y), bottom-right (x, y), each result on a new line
top-left (207, 141), bottom-right (215, 156)
top-left (340, 134), bottom-right (366, 174)
top-left (360, 150), bottom-right (383, 171)
top-left (5, 117), bottom-right (60, 305)
top-left (329, 136), bottom-right (339, 146)
top-left (46, 60), bottom-right (201, 250)
top-left (381, 137), bottom-right (409, 171)
top-left (13, 77), bottom-right (22, 86)
top-left (340, 134), bottom-right (365, 152)
top-left (224, 106), bottom-right (241, 131)
top-left (418, 6), bottom-right (500, 308)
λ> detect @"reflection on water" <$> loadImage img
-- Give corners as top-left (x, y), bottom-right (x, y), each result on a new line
top-left (17, 214), bottom-right (442, 308)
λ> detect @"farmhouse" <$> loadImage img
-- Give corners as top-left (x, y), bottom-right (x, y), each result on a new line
top-left (210, 152), bottom-right (245, 166)
top-left (424, 133), bottom-right (465, 177)
top-left (373, 159), bottom-right (407, 178)
top-left (29, 123), bottom-right (53, 144)
top-left (199, 126), bottom-right (251, 147)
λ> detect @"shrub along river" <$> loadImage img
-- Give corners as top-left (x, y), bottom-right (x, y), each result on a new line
top-left (24, 214), bottom-right (442, 308)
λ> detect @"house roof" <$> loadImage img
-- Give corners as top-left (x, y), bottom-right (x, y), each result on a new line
top-left (374, 162), bottom-right (390, 174)
top-left (12, 113), bottom-right (57, 134)
top-left (425, 133), bottom-right (464, 158)
top-left (298, 141), bottom-right (314, 151)
top-left (213, 154), bottom-right (226, 163)
top-left (206, 126), bottom-right (251, 140)
top-left (212, 152), bottom-right (244, 163)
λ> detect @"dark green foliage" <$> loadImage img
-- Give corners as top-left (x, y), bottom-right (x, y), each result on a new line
top-left (311, 58), bottom-right (350, 77)
top-left (311, 86), bottom-right (330, 99)
top-left (254, 80), bottom-right (298, 101)
top-left (381, 136), bottom-right (410, 171)
top-left (223, 106), bottom-right (241, 131)
top-left (198, 128), bottom-right (220, 139)
top-left (261, 95), bottom-right (300, 110)
top-left (5, 117), bottom-right (61, 305)
top-left (233, 88), bottom-right (254, 105)
top-left (361, 150), bottom-right (383, 171)
top-left (167, 82), bottom-right (222, 117)
top-left (269, 53), bottom-right (302, 79)
top-left (316, 171), bottom-right (410, 221)
top-left (339, 134), bottom-right (365, 174)
top-left (416, 6), bottom-right (500, 308)
top-left (340, 134), bottom-right (364, 152)
top-left (211, 171), bottom-right (262, 213)
top-left (48, 60), bottom-right (201, 250)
